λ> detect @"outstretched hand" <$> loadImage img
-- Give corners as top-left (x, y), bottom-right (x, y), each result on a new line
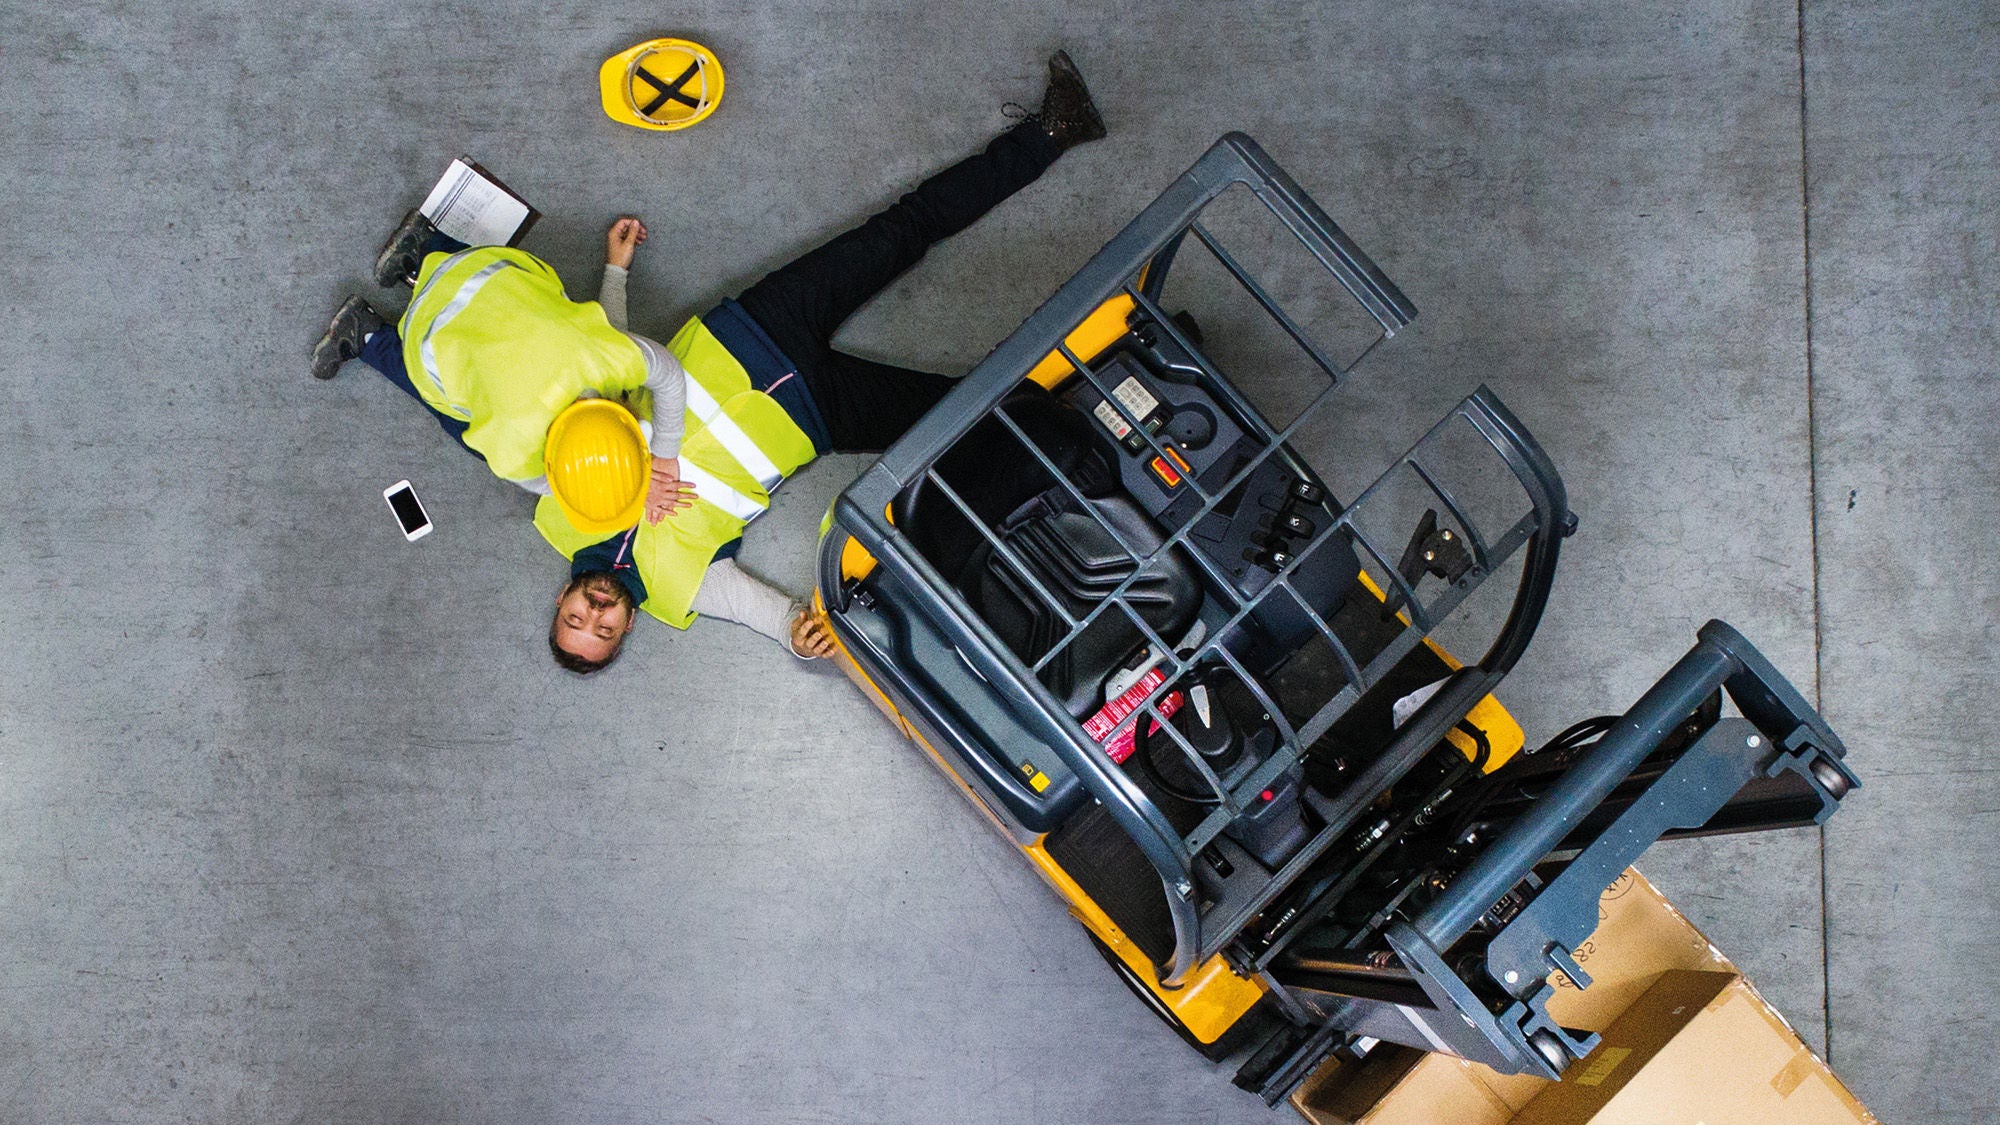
top-left (645, 456), bottom-right (696, 523)
top-left (789, 608), bottom-right (838, 660)
top-left (606, 216), bottom-right (648, 269)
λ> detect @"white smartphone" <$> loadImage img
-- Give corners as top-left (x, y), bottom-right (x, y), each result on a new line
top-left (383, 480), bottom-right (433, 541)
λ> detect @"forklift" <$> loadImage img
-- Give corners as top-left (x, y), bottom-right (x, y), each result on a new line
top-left (809, 134), bottom-right (1857, 1105)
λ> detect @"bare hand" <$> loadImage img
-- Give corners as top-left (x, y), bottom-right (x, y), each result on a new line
top-left (606, 216), bottom-right (648, 269)
top-left (645, 456), bottom-right (696, 523)
top-left (789, 608), bottom-right (838, 660)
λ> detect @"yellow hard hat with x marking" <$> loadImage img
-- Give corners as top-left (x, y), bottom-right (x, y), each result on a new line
top-left (599, 38), bottom-right (725, 131)
top-left (545, 399), bottom-right (648, 534)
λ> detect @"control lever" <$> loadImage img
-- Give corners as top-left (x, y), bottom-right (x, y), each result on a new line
top-left (1242, 476), bottom-right (1331, 575)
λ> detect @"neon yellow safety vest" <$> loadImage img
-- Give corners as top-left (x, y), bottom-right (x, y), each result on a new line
top-left (400, 247), bottom-right (650, 482)
top-left (533, 316), bottom-right (817, 627)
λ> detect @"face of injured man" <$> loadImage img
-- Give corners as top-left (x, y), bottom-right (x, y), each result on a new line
top-left (550, 572), bottom-right (638, 672)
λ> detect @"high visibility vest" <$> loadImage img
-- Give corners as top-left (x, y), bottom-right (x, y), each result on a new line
top-left (533, 316), bottom-right (817, 627)
top-left (400, 247), bottom-right (650, 482)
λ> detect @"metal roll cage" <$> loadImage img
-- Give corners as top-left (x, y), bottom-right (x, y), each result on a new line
top-left (825, 134), bottom-right (1568, 986)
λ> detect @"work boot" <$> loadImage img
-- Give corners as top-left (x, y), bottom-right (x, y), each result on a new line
top-left (311, 296), bottom-right (388, 380)
top-left (1036, 50), bottom-right (1106, 151)
top-left (373, 208), bottom-right (437, 288)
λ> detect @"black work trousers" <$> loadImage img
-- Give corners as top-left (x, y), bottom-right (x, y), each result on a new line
top-left (735, 121), bottom-right (1062, 453)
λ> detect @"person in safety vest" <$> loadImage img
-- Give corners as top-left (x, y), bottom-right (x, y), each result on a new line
top-left (310, 215), bottom-right (694, 515)
top-left (311, 50), bottom-right (1107, 673)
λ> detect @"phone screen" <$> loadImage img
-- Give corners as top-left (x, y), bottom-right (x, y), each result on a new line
top-left (386, 485), bottom-right (429, 534)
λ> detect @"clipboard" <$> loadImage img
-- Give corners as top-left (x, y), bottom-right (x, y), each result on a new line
top-left (418, 157), bottom-right (542, 248)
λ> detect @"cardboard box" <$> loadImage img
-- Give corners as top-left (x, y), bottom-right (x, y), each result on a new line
top-left (1289, 868), bottom-right (1874, 1125)
top-left (1512, 970), bottom-right (1877, 1124)
top-left (1292, 869), bottom-right (1727, 1124)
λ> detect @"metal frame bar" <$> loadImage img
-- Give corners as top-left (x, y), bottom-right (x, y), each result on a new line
top-left (1253, 621), bottom-right (1857, 1089)
top-left (1185, 218), bottom-right (1363, 382)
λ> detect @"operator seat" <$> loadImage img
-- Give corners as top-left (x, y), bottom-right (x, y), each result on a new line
top-left (899, 386), bottom-right (1202, 717)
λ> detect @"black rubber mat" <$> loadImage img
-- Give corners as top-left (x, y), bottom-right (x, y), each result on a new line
top-left (1044, 801), bottom-right (1176, 966)
top-left (1260, 584), bottom-right (1452, 749)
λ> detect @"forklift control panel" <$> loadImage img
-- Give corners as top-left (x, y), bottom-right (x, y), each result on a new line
top-left (1061, 344), bottom-right (1357, 671)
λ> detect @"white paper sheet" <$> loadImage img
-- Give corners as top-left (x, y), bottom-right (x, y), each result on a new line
top-left (419, 159), bottom-right (531, 247)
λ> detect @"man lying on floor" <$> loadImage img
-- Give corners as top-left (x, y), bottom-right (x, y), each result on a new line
top-left (313, 52), bottom-right (1106, 672)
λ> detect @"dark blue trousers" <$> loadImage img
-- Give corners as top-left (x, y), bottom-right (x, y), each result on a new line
top-left (356, 231), bottom-right (486, 461)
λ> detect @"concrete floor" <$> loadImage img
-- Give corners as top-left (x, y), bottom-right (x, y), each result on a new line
top-left (2, 2), bottom-right (1993, 1122)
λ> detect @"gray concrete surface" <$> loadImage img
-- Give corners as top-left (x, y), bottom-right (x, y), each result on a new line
top-left (1806, 5), bottom-right (2000, 1123)
top-left (0, 1), bottom-right (1991, 1121)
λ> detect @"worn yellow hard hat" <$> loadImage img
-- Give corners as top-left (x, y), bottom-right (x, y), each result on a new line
top-left (599, 38), bottom-right (724, 131)
top-left (545, 399), bottom-right (649, 534)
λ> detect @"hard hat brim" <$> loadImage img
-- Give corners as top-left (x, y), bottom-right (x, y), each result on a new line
top-left (599, 38), bottom-right (724, 131)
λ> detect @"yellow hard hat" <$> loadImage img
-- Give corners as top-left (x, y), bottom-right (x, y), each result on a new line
top-left (545, 399), bottom-right (649, 534)
top-left (599, 38), bottom-right (724, 131)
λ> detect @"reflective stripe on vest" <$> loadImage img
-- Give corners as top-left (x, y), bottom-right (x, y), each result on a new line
top-left (677, 461), bottom-right (766, 522)
top-left (682, 373), bottom-right (783, 491)
top-left (413, 255), bottom-right (515, 420)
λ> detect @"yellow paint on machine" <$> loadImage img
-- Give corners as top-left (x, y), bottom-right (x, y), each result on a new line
top-left (1026, 294), bottom-right (1139, 389)
top-left (839, 534), bottom-right (879, 584)
top-left (1018, 761), bottom-right (1052, 793)
top-left (1023, 842), bottom-right (1266, 1043)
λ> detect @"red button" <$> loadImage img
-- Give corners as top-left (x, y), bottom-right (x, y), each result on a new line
top-left (1149, 456), bottom-right (1182, 487)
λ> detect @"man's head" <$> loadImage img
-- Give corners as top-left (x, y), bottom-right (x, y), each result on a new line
top-left (549, 571), bottom-right (638, 674)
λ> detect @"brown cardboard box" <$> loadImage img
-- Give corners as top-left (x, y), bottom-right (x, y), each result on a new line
top-left (1511, 969), bottom-right (1877, 1124)
top-left (1538, 870), bottom-right (1735, 1028)
top-left (1296, 868), bottom-right (1872, 1120)
top-left (1293, 869), bottom-right (1733, 1124)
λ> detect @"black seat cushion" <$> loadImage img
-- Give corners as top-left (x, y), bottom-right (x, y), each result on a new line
top-left (895, 384), bottom-right (1199, 717)
top-left (897, 385), bottom-right (1116, 573)
top-left (963, 493), bottom-right (1201, 717)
